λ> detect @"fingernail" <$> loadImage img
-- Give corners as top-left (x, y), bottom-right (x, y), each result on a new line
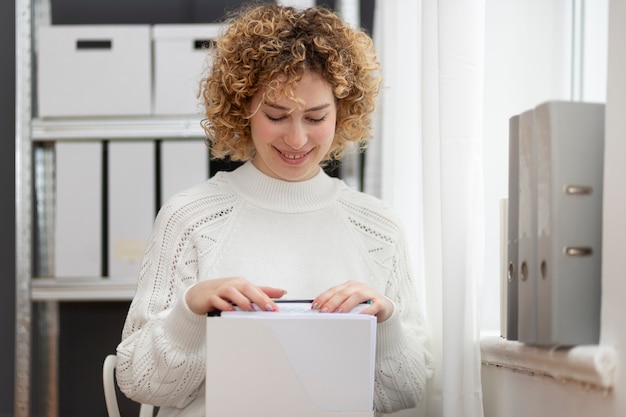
top-left (266, 304), bottom-right (275, 312)
top-left (320, 307), bottom-right (328, 313)
top-left (312, 302), bottom-right (319, 310)
top-left (336, 308), bottom-right (343, 313)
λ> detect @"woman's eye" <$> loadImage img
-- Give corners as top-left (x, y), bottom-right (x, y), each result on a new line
top-left (266, 114), bottom-right (285, 122)
top-left (308, 116), bottom-right (326, 123)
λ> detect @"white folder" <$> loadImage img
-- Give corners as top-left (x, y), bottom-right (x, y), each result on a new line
top-left (108, 141), bottom-right (155, 277)
top-left (160, 140), bottom-right (208, 205)
top-left (517, 108), bottom-right (538, 345)
top-left (534, 101), bottom-right (604, 346)
top-left (54, 142), bottom-right (102, 277)
top-left (206, 307), bottom-right (376, 417)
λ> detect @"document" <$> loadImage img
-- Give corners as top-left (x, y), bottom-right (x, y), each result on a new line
top-left (206, 302), bottom-right (376, 417)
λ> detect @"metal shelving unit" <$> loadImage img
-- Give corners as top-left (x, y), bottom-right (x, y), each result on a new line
top-left (15, 1), bottom-right (205, 415)
top-left (31, 116), bottom-right (204, 141)
top-left (15, 0), bottom-right (36, 415)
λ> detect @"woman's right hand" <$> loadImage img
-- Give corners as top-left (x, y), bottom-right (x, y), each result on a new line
top-left (185, 277), bottom-right (287, 315)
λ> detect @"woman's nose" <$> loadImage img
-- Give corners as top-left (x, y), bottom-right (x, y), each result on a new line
top-left (284, 122), bottom-right (307, 150)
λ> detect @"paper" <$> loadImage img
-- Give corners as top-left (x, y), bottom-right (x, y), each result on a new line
top-left (226, 300), bottom-right (371, 315)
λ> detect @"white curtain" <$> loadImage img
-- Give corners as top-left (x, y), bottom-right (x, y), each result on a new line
top-left (367, 1), bottom-right (485, 416)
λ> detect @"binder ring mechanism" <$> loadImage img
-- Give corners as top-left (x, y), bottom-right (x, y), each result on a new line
top-left (507, 262), bottom-right (516, 282)
top-left (564, 185), bottom-right (593, 195)
top-left (562, 185), bottom-right (594, 258)
top-left (520, 261), bottom-right (528, 282)
top-left (563, 247), bottom-right (593, 257)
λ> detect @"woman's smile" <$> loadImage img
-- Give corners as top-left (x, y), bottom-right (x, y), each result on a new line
top-left (275, 147), bottom-right (313, 162)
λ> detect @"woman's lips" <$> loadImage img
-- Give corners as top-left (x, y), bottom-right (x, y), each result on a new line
top-left (275, 147), bottom-right (312, 163)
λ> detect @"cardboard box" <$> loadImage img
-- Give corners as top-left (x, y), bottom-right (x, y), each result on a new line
top-left (152, 24), bottom-right (224, 116)
top-left (37, 25), bottom-right (152, 117)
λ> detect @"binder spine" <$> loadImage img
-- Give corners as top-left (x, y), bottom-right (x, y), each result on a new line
top-left (506, 115), bottom-right (520, 340)
top-left (535, 103), bottom-right (553, 344)
top-left (535, 101), bottom-right (604, 346)
top-left (517, 109), bottom-right (538, 345)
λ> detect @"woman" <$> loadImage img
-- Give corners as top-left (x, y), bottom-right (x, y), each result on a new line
top-left (116, 4), bottom-right (433, 416)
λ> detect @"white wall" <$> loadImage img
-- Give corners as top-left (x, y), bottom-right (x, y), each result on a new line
top-left (482, 0), bottom-right (626, 415)
top-left (597, 0), bottom-right (626, 412)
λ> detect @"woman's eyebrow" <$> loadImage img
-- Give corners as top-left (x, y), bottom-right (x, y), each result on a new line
top-left (265, 102), bottom-right (332, 112)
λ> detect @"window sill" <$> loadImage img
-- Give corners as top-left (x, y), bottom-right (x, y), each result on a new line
top-left (480, 335), bottom-right (618, 390)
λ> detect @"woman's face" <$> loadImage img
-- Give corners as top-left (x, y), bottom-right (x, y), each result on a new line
top-left (249, 72), bottom-right (337, 182)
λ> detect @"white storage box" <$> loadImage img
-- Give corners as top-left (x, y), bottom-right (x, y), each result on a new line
top-left (37, 25), bottom-right (152, 117)
top-left (206, 306), bottom-right (376, 417)
top-left (152, 24), bottom-right (224, 116)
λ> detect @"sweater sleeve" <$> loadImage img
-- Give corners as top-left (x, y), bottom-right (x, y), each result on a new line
top-left (339, 192), bottom-right (434, 413)
top-left (115, 191), bottom-right (232, 408)
top-left (373, 230), bottom-right (434, 413)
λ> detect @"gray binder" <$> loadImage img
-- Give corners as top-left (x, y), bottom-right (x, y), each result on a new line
top-left (534, 101), bottom-right (604, 346)
top-left (517, 108), bottom-right (538, 345)
top-left (506, 115), bottom-right (520, 340)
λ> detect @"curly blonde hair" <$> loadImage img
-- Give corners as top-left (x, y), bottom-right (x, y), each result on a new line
top-left (200, 3), bottom-right (381, 162)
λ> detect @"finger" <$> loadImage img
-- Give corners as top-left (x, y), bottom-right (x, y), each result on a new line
top-left (315, 292), bottom-right (359, 313)
top-left (220, 286), bottom-right (257, 311)
top-left (324, 284), bottom-right (373, 312)
top-left (259, 286), bottom-right (288, 299)
top-left (312, 283), bottom-right (349, 310)
top-left (338, 297), bottom-right (376, 314)
top-left (206, 294), bottom-right (236, 313)
top-left (361, 298), bottom-right (394, 323)
top-left (238, 284), bottom-right (286, 312)
top-left (258, 287), bottom-right (288, 311)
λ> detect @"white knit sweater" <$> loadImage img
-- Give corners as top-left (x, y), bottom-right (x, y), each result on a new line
top-left (116, 161), bottom-right (433, 416)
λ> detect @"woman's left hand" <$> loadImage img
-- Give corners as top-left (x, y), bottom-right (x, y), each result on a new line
top-left (312, 280), bottom-right (394, 323)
